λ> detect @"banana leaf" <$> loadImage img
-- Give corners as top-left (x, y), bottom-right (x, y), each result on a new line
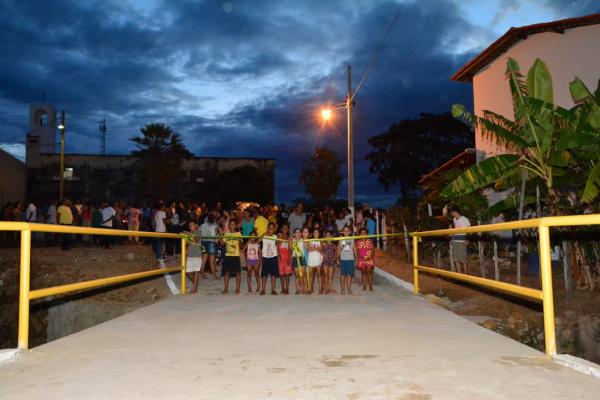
top-left (556, 130), bottom-right (600, 150)
top-left (452, 104), bottom-right (528, 148)
top-left (526, 59), bottom-right (553, 104)
top-left (582, 162), bottom-right (600, 203)
top-left (570, 77), bottom-right (600, 129)
top-left (441, 154), bottom-right (520, 198)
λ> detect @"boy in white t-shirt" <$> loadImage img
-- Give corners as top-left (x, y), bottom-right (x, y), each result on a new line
top-left (260, 223), bottom-right (279, 295)
top-left (450, 206), bottom-right (471, 274)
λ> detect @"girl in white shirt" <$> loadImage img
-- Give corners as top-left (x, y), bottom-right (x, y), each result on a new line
top-left (306, 228), bottom-right (323, 295)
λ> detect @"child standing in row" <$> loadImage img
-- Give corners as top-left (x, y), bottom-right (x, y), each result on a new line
top-left (321, 231), bottom-right (337, 294)
top-left (260, 223), bottom-right (279, 295)
top-left (221, 219), bottom-right (242, 294)
top-left (337, 225), bottom-right (357, 295)
top-left (291, 228), bottom-right (306, 294)
top-left (306, 228), bottom-right (323, 295)
top-left (277, 224), bottom-right (292, 295)
top-left (185, 220), bottom-right (202, 294)
top-left (356, 227), bottom-right (376, 291)
top-left (244, 230), bottom-right (261, 293)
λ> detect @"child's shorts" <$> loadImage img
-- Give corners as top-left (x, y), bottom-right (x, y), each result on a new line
top-left (340, 260), bottom-right (355, 276)
top-left (261, 257), bottom-right (280, 277)
top-left (222, 256), bottom-right (241, 275)
top-left (186, 257), bottom-right (202, 273)
top-left (246, 258), bottom-right (259, 268)
top-left (202, 241), bottom-right (217, 255)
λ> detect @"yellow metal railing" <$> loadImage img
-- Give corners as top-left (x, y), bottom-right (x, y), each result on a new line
top-left (0, 222), bottom-right (187, 350)
top-left (4, 214), bottom-right (600, 358)
top-left (412, 214), bottom-right (600, 358)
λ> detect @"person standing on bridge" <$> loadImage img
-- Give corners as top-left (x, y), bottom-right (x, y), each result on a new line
top-left (260, 222), bottom-right (279, 295)
top-left (277, 223), bottom-right (292, 295)
top-left (337, 225), bottom-right (357, 295)
top-left (356, 228), bottom-right (375, 291)
top-left (185, 220), bottom-right (202, 294)
top-left (288, 203), bottom-right (306, 233)
top-left (57, 198), bottom-right (73, 251)
top-left (221, 219), bottom-right (242, 295)
top-left (450, 206), bottom-right (471, 275)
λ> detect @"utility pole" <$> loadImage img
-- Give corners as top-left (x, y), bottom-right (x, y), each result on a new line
top-left (346, 65), bottom-right (355, 220)
top-left (58, 110), bottom-right (65, 201)
top-left (99, 115), bottom-right (107, 155)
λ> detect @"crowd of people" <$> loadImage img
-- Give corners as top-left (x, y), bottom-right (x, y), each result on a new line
top-left (1, 200), bottom-right (385, 295)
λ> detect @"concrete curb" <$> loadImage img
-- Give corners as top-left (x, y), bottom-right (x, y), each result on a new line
top-left (374, 267), bottom-right (414, 292)
top-left (0, 349), bottom-right (20, 364)
top-left (554, 354), bottom-right (600, 379)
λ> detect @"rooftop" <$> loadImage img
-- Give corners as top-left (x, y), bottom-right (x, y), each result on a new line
top-left (452, 13), bottom-right (600, 82)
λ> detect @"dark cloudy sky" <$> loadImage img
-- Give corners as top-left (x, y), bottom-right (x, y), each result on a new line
top-left (1, 0), bottom-right (599, 206)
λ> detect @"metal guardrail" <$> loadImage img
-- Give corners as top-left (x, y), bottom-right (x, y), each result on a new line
top-left (0, 222), bottom-right (187, 350)
top-left (412, 214), bottom-right (600, 358)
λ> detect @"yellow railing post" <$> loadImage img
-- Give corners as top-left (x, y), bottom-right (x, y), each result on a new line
top-left (180, 238), bottom-right (187, 295)
top-left (18, 228), bottom-right (32, 350)
top-left (538, 224), bottom-right (556, 358)
top-left (412, 235), bottom-right (419, 294)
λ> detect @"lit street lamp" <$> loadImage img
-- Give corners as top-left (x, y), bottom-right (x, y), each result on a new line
top-left (321, 65), bottom-right (355, 221)
top-left (58, 110), bottom-right (65, 201)
top-left (320, 108), bottom-right (332, 122)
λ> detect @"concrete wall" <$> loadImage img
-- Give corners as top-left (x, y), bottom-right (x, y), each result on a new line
top-left (472, 24), bottom-right (600, 156)
top-left (0, 149), bottom-right (26, 205)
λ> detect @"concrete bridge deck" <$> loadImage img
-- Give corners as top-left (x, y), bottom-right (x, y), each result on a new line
top-left (1, 275), bottom-right (599, 399)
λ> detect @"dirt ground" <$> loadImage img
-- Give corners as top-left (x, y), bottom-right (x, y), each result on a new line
top-left (0, 239), bottom-right (174, 348)
top-left (377, 245), bottom-right (600, 363)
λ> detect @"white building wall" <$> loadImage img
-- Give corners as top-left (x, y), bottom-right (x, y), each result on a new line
top-left (472, 24), bottom-right (600, 157)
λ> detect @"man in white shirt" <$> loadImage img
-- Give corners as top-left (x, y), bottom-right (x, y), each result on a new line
top-left (288, 203), bottom-right (306, 233)
top-left (450, 206), bottom-right (471, 274)
top-left (26, 202), bottom-right (37, 222)
top-left (101, 201), bottom-right (116, 248)
top-left (153, 203), bottom-right (167, 262)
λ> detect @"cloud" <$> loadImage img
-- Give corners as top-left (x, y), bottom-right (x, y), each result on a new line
top-left (1, 0), bottom-right (596, 206)
top-left (541, 0), bottom-right (600, 16)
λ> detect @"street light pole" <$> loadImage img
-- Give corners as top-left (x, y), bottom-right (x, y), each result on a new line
top-left (58, 110), bottom-right (65, 201)
top-left (346, 65), bottom-right (355, 220)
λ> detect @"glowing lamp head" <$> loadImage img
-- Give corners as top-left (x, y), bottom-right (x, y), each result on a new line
top-left (320, 108), bottom-right (332, 122)
top-left (58, 123), bottom-right (65, 130)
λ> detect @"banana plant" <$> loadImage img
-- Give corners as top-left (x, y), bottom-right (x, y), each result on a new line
top-left (442, 58), bottom-right (600, 214)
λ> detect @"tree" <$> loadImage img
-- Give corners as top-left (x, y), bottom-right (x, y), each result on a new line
top-left (130, 123), bottom-right (192, 199)
top-left (443, 58), bottom-right (600, 215)
top-left (365, 113), bottom-right (473, 196)
top-left (299, 147), bottom-right (342, 204)
top-left (216, 165), bottom-right (274, 208)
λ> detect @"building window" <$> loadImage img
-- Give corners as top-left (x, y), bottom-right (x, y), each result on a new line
top-left (64, 167), bottom-right (73, 180)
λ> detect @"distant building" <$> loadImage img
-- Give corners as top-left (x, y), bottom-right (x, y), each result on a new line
top-left (22, 104), bottom-right (275, 205)
top-left (452, 13), bottom-right (600, 158)
top-left (0, 148), bottom-right (26, 205)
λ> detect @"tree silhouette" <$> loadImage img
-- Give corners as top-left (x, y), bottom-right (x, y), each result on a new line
top-left (299, 147), bottom-right (342, 204)
top-left (366, 113), bottom-right (473, 196)
top-left (216, 165), bottom-right (274, 208)
top-left (130, 123), bottom-right (192, 199)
